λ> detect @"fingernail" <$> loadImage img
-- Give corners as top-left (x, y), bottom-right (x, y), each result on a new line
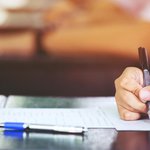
top-left (139, 89), bottom-right (150, 102)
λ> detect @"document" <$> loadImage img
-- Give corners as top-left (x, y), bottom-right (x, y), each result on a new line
top-left (0, 97), bottom-right (150, 131)
top-left (0, 108), bottom-right (113, 128)
top-left (98, 97), bottom-right (150, 131)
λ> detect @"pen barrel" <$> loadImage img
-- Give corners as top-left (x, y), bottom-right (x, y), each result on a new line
top-left (143, 70), bottom-right (150, 118)
top-left (143, 69), bottom-right (150, 86)
top-left (29, 124), bottom-right (86, 134)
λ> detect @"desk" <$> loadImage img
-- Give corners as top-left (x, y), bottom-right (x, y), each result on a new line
top-left (0, 96), bottom-right (150, 150)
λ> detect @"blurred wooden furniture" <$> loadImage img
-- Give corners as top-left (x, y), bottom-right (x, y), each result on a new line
top-left (0, 0), bottom-right (144, 96)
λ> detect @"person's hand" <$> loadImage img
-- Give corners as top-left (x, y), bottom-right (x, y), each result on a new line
top-left (115, 67), bottom-right (150, 120)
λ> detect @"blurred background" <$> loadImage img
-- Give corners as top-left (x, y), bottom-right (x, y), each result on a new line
top-left (0, 0), bottom-right (150, 97)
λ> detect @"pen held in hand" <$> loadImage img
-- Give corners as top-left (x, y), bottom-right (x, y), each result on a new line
top-left (138, 47), bottom-right (150, 86)
top-left (138, 47), bottom-right (150, 118)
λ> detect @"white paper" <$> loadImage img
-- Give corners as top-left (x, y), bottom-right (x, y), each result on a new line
top-left (99, 97), bottom-right (150, 131)
top-left (1, 97), bottom-right (150, 131)
top-left (0, 108), bottom-right (113, 128)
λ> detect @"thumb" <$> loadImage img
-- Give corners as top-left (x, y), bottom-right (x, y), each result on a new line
top-left (139, 87), bottom-right (150, 103)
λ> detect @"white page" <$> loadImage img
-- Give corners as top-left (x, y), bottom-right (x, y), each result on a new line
top-left (1, 97), bottom-right (150, 130)
top-left (99, 97), bottom-right (150, 131)
top-left (0, 108), bottom-right (113, 128)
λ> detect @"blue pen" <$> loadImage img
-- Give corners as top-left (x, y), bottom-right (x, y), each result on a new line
top-left (0, 122), bottom-right (87, 134)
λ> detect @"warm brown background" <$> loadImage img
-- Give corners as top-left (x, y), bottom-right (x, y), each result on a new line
top-left (0, 0), bottom-right (149, 96)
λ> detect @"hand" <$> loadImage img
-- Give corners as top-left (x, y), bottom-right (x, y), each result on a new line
top-left (115, 67), bottom-right (150, 120)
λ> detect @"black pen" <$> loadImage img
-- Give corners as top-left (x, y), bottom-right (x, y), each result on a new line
top-left (138, 47), bottom-right (150, 117)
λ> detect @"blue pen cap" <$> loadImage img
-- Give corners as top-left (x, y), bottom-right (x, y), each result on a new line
top-left (4, 122), bottom-right (25, 130)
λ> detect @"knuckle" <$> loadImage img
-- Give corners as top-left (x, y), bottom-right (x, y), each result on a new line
top-left (119, 111), bottom-right (129, 120)
top-left (117, 105), bottom-right (128, 120)
top-left (119, 77), bottom-right (128, 88)
top-left (121, 111), bottom-right (141, 120)
top-left (118, 106), bottom-right (135, 121)
top-left (124, 67), bottom-right (130, 72)
top-left (126, 67), bottom-right (133, 70)
top-left (124, 67), bottom-right (135, 72)
top-left (138, 104), bottom-right (147, 113)
top-left (123, 112), bottom-right (132, 120)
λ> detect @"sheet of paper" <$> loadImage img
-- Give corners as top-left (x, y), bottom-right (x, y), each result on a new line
top-left (0, 108), bottom-right (113, 128)
top-left (1, 97), bottom-right (150, 130)
top-left (99, 97), bottom-right (150, 131)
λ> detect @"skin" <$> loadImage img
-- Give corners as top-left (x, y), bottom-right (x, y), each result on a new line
top-left (115, 67), bottom-right (150, 120)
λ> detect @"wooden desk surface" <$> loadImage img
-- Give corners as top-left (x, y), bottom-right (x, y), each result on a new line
top-left (0, 96), bottom-right (149, 150)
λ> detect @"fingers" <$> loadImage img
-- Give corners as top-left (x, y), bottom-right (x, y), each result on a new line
top-left (117, 104), bottom-right (141, 120)
top-left (115, 67), bottom-right (143, 97)
top-left (115, 90), bottom-right (147, 114)
top-left (116, 77), bottom-right (142, 97)
top-left (121, 67), bottom-right (143, 85)
top-left (114, 67), bottom-right (147, 120)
